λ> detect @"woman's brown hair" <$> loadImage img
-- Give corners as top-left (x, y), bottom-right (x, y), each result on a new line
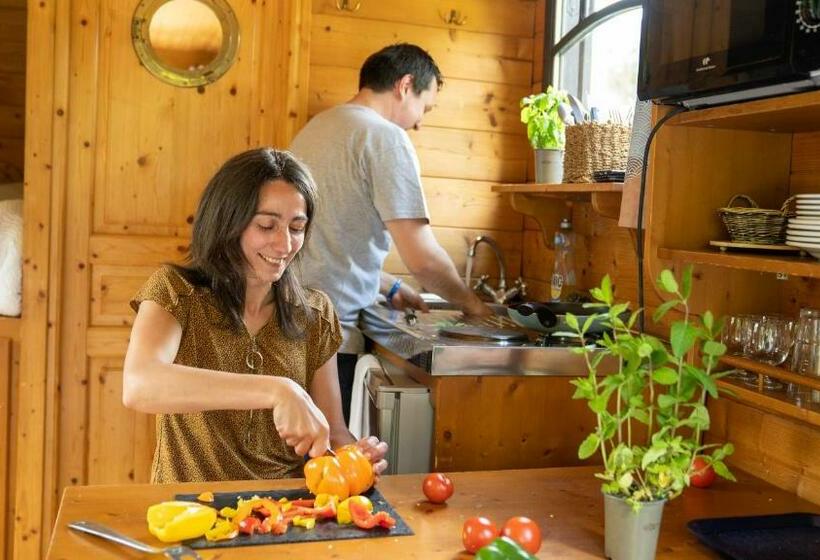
top-left (175, 148), bottom-right (317, 338)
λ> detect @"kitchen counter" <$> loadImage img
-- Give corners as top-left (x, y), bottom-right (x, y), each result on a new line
top-left (47, 466), bottom-right (819, 559)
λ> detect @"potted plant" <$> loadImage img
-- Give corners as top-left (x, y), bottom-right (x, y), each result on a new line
top-left (519, 86), bottom-right (569, 184)
top-left (567, 266), bottom-right (735, 560)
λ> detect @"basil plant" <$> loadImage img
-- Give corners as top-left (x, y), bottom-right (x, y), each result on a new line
top-left (519, 86), bottom-right (569, 150)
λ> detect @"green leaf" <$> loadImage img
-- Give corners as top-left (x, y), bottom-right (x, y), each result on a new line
top-left (582, 314), bottom-right (597, 334)
top-left (652, 299), bottom-right (679, 322)
top-left (589, 395), bottom-right (608, 414)
top-left (681, 265), bottom-right (693, 299)
top-left (659, 269), bottom-right (679, 294)
top-left (658, 394), bottom-right (678, 409)
top-left (601, 275), bottom-right (614, 303)
top-left (565, 312), bottom-right (579, 331)
top-left (641, 445), bottom-right (667, 469)
top-left (703, 340), bottom-right (726, 357)
top-left (637, 342), bottom-right (653, 358)
top-left (670, 322), bottom-right (698, 358)
top-left (712, 460), bottom-right (736, 481)
top-left (685, 364), bottom-right (718, 398)
top-left (578, 433), bottom-right (600, 459)
top-left (652, 367), bottom-right (679, 385)
top-left (688, 404), bottom-right (710, 429)
top-left (702, 310), bottom-right (714, 332)
top-left (618, 472), bottom-right (634, 491)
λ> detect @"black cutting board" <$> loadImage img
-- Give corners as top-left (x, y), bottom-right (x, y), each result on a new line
top-left (688, 512), bottom-right (820, 560)
top-left (175, 487), bottom-right (413, 549)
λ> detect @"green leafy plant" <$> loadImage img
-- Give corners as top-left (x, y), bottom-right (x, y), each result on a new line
top-left (568, 266), bottom-right (735, 510)
top-left (519, 86), bottom-right (569, 150)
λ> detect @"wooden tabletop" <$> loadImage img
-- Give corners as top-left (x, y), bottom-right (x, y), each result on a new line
top-left (47, 466), bottom-right (819, 559)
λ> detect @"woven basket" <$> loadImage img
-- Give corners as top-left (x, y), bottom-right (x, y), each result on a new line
top-left (717, 194), bottom-right (795, 244)
top-left (562, 122), bottom-right (631, 183)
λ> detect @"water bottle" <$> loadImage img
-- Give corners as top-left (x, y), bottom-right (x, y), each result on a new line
top-left (550, 218), bottom-right (576, 301)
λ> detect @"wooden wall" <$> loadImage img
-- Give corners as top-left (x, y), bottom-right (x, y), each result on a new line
top-left (306, 0), bottom-right (539, 288)
top-left (0, 0), bottom-right (25, 182)
top-left (0, 319), bottom-right (20, 560)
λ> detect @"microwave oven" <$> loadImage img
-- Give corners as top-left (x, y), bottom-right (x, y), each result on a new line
top-left (638, 0), bottom-right (820, 108)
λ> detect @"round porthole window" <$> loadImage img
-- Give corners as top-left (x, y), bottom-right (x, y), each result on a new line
top-left (132, 0), bottom-right (239, 87)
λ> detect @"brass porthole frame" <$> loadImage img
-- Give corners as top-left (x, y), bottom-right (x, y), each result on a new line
top-left (131, 0), bottom-right (240, 88)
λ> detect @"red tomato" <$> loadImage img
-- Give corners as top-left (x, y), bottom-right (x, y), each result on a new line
top-left (462, 516), bottom-right (498, 554)
top-left (690, 456), bottom-right (716, 488)
top-left (422, 473), bottom-right (454, 504)
top-left (501, 516), bottom-right (542, 554)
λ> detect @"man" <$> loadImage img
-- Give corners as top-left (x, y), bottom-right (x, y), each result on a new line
top-left (290, 43), bottom-right (490, 422)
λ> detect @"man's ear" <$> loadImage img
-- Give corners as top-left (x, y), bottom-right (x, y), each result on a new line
top-left (395, 74), bottom-right (414, 99)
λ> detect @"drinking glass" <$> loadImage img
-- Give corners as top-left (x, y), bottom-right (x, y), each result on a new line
top-left (721, 314), bottom-right (756, 382)
top-left (747, 315), bottom-right (794, 391)
top-left (791, 309), bottom-right (820, 405)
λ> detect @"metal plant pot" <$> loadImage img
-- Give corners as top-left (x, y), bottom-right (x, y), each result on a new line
top-left (534, 148), bottom-right (564, 184)
top-left (603, 493), bottom-right (666, 560)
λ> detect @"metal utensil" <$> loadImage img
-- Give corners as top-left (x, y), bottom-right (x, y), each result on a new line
top-left (68, 521), bottom-right (202, 559)
top-left (567, 93), bottom-right (587, 125)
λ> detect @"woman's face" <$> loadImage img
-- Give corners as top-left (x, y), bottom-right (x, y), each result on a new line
top-left (240, 179), bottom-right (308, 285)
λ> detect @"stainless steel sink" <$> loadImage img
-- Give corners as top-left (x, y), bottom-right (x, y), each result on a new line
top-left (361, 300), bottom-right (616, 377)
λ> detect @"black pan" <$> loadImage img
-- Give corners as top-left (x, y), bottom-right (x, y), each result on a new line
top-left (508, 301), bottom-right (612, 334)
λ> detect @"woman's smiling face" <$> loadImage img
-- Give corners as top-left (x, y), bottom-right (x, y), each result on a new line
top-left (240, 179), bottom-right (308, 285)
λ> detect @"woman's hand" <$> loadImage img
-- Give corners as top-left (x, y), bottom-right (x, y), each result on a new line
top-left (356, 435), bottom-right (389, 477)
top-left (271, 377), bottom-right (331, 458)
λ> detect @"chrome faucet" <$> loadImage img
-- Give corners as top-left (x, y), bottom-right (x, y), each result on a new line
top-left (465, 235), bottom-right (526, 304)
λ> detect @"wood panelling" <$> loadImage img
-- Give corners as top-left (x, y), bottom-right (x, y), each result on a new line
top-left (432, 375), bottom-right (599, 472)
top-left (708, 398), bottom-right (820, 505)
top-left (424, 177), bottom-right (522, 231)
top-left (1, 338), bottom-right (19, 560)
top-left (312, 0), bottom-right (536, 37)
top-left (20, 1), bottom-right (314, 557)
top-left (0, 5), bottom-right (25, 182)
top-left (91, 265), bottom-right (156, 327)
top-left (87, 359), bottom-right (154, 484)
top-left (310, 14), bottom-right (534, 86)
top-left (308, 65), bottom-right (532, 133)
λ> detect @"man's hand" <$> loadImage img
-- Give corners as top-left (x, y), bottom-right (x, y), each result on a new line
top-left (389, 281), bottom-right (429, 313)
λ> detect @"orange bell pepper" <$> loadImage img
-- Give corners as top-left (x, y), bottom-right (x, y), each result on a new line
top-left (303, 445), bottom-right (374, 499)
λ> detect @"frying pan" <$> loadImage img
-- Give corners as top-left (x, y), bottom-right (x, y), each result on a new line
top-left (508, 301), bottom-right (613, 334)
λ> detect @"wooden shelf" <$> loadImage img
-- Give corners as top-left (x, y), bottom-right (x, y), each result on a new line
top-left (669, 90), bottom-right (820, 132)
top-left (492, 182), bottom-right (623, 221)
top-left (657, 247), bottom-right (820, 278)
top-left (720, 355), bottom-right (820, 392)
top-left (0, 316), bottom-right (21, 341)
top-left (717, 378), bottom-right (820, 428)
top-left (492, 182), bottom-right (623, 197)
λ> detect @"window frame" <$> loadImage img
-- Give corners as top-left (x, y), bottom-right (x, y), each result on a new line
top-left (543, 0), bottom-right (642, 91)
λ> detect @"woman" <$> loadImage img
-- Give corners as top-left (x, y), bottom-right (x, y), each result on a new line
top-left (123, 148), bottom-right (387, 483)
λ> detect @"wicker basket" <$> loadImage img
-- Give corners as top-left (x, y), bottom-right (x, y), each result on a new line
top-left (717, 194), bottom-right (796, 244)
top-left (562, 122), bottom-right (631, 183)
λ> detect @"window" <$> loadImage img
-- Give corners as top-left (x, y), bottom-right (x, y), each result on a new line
top-left (546, 0), bottom-right (642, 120)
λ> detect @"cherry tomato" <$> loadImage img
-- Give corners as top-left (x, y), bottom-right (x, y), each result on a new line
top-left (422, 473), bottom-right (454, 504)
top-left (462, 516), bottom-right (498, 554)
top-left (690, 456), bottom-right (716, 488)
top-left (501, 516), bottom-right (542, 554)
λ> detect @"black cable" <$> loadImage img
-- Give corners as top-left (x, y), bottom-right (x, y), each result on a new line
top-left (636, 104), bottom-right (688, 332)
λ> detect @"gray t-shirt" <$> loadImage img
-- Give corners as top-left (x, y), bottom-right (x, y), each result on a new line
top-left (289, 104), bottom-right (429, 353)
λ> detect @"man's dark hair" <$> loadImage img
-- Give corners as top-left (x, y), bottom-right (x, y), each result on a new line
top-left (174, 148), bottom-right (317, 339)
top-left (358, 43), bottom-right (443, 95)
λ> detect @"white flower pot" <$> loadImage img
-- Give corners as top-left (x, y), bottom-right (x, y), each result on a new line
top-left (603, 493), bottom-right (666, 560)
top-left (534, 148), bottom-right (564, 184)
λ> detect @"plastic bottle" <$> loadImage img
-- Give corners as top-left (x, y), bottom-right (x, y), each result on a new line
top-left (550, 218), bottom-right (576, 301)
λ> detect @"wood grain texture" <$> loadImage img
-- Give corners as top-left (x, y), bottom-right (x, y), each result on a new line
top-left (310, 13), bottom-right (535, 86)
top-left (312, 0), bottom-right (536, 37)
top-left (46, 466), bottom-right (820, 559)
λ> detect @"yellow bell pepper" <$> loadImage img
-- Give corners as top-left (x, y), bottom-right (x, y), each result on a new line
top-left (205, 519), bottom-right (238, 542)
top-left (292, 515), bottom-right (316, 530)
top-left (146, 501), bottom-right (217, 543)
top-left (336, 495), bottom-right (372, 525)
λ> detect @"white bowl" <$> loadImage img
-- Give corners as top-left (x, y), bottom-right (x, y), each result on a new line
top-left (785, 241), bottom-right (820, 259)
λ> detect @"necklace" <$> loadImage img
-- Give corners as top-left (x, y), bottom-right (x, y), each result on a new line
top-left (244, 335), bottom-right (264, 446)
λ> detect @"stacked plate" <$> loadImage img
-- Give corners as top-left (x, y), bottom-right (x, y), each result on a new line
top-left (786, 193), bottom-right (820, 259)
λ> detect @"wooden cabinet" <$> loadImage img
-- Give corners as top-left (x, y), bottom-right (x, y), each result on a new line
top-left (646, 91), bottom-right (820, 504)
top-left (0, 318), bottom-right (20, 559)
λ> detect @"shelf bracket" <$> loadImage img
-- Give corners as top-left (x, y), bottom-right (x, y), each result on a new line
top-left (591, 192), bottom-right (623, 220)
top-left (509, 193), bottom-right (571, 247)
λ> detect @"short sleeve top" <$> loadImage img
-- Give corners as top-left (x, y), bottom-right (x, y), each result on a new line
top-left (130, 265), bottom-right (342, 483)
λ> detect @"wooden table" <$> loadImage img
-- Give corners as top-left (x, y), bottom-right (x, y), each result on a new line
top-left (47, 466), bottom-right (819, 559)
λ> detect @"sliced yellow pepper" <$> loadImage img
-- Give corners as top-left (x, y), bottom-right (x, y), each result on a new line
top-left (205, 519), bottom-right (238, 542)
top-left (146, 501), bottom-right (217, 543)
top-left (292, 515), bottom-right (316, 530)
top-left (336, 496), bottom-right (372, 525)
top-left (218, 506), bottom-right (237, 519)
top-left (196, 491), bottom-right (214, 503)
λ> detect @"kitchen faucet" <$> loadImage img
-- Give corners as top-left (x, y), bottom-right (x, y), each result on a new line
top-left (465, 235), bottom-right (526, 304)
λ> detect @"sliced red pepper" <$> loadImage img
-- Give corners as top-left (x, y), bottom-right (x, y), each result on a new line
top-left (238, 516), bottom-right (261, 535)
top-left (349, 500), bottom-right (396, 530)
top-left (290, 498), bottom-right (315, 508)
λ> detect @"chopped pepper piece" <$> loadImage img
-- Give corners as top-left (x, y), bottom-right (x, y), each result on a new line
top-left (237, 516), bottom-right (261, 535)
top-left (196, 491), bottom-right (214, 503)
top-left (348, 500), bottom-right (396, 530)
top-left (475, 536), bottom-right (537, 560)
top-left (337, 496), bottom-right (373, 525)
top-left (146, 501), bottom-right (217, 543)
top-left (292, 515), bottom-right (317, 529)
top-left (205, 519), bottom-right (238, 542)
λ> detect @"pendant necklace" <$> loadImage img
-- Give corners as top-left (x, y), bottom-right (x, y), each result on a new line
top-left (244, 335), bottom-right (264, 446)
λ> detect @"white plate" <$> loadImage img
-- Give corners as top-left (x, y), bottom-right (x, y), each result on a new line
top-left (785, 241), bottom-right (820, 259)
top-left (796, 211), bottom-right (820, 217)
top-left (787, 234), bottom-right (820, 243)
top-left (796, 204), bottom-right (820, 210)
top-left (787, 223), bottom-right (820, 231)
top-left (795, 193), bottom-right (820, 200)
top-left (790, 217), bottom-right (820, 224)
top-left (787, 227), bottom-right (820, 235)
